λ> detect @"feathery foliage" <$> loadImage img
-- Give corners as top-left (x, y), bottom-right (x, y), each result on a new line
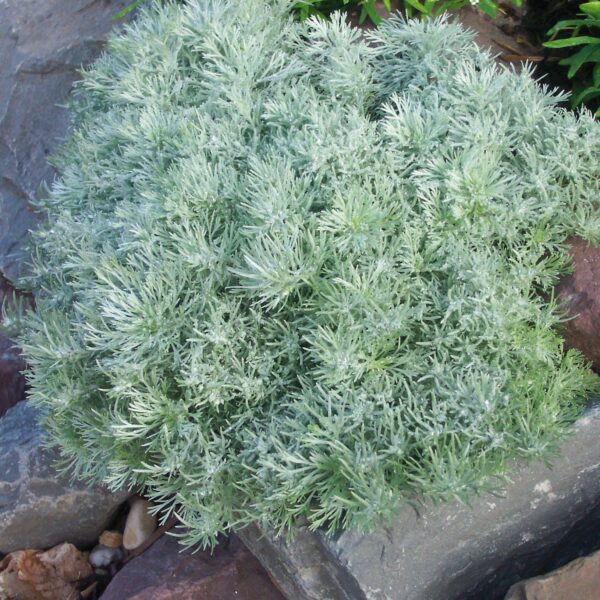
top-left (17, 0), bottom-right (600, 548)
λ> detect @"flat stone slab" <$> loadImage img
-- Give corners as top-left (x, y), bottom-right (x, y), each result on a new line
top-left (101, 531), bottom-right (285, 600)
top-left (239, 399), bottom-right (600, 600)
top-left (0, 402), bottom-right (128, 554)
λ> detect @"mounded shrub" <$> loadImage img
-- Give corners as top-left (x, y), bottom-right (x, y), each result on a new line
top-left (17, 0), bottom-right (600, 547)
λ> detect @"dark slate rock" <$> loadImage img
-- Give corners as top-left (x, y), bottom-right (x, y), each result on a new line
top-left (0, 342), bottom-right (26, 418)
top-left (0, 401), bottom-right (128, 554)
top-left (0, 274), bottom-right (30, 417)
top-left (239, 400), bottom-right (600, 600)
top-left (101, 531), bottom-right (285, 600)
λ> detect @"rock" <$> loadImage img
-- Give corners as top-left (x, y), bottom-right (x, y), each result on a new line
top-left (504, 549), bottom-right (600, 600)
top-left (555, 236), bottom-right (600, 371)
top-left (89, 544), bottom-right (124, 569)
top-left (99, 530), bottom-right (123, 550)
top-left (0, 274), bottom-right (31, 418)
top-left (123, 498), bottom-right (157, 551)
top-left (0, 542), bottom-right (93, 600)
top-left (0, 334), bottom-right (25, 419)
top-left (101, 530), bottom-right (285, 600)
top-left (238, 400), bottom-right (600, 600)
top-left (0, 402), bottom-right (129, 554)
top-left (0, 0), bottom-right (133, 283)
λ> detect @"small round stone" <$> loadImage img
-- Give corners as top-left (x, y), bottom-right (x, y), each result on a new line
top-left (99, 530), bottom-right (123, 549)
top-left (89, 544), bottom-right (124, 568)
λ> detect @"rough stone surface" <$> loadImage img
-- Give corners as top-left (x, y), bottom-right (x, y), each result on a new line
top-left (0, 542), bottom-right (93, 600)
top-left (555, 237), bottom-right (600, 372)
top-left (101, 531), bottom-right (286, 600)
top-left (238, 400), bottom-right (600, 600)
top-left (0, 274), bottom-right (32, 417)
top-left (504, 548), bottom-right (600, 600)
top-left (0, 334), bottom-right (25, 418)
top-left (0, 401), bottom-right (128, 554)
top-left (0, 0), bottom-right (132, 283)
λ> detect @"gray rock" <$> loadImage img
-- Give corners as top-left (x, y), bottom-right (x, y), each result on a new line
top-left (504, 548), bottom-right (600, 600)
top-left (0, 274), bottom-right (31, 417)
top-left (0, 401), bottom-right (128, 554)
top-left (238, 400), bottom-right (600, 600)
top-left (0, 0), bottom-right (132, 282)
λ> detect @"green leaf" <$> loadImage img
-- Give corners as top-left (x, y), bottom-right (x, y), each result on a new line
top-left (544, 35), bottom-right (600, 48)
top-left (547, 18), bottom-right (597, 35)
top-left (113, 0), bottom-right (143, 20)
top-left (360, 2), bottom-right (382, 24)
top-left (478, 0), bottom-right (499, 19)
top-left (424, 0), bottom-right (440, 11)
top-left (358, 5), bottom-right (368, 24)
top-left (432, 0), bottom-right (465, 16)
top-left (559, 44), bottom-right (600, 78)
top-left (594, 62), bottom-right (600, 87)
top-left (403, 0), bottom-right (429, 14)
top-left (580, 1), bottom-right (600, 19)
top-left (572, 85), bottom-right (600, 105)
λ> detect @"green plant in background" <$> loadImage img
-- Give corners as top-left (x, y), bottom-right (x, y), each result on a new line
top-left (16, 0), bottom-right (600, 549)
top-left (295, 0), bottom-right (386, 24)
top-left (116, 0), bottom-right (521, 25)
top-left (545, 1), bottom-right (600, 115)
top-left (295, 0), bottom-right (522, 22)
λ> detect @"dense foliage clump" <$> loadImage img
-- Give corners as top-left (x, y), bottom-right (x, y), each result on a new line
top-left (18, 0), bottom-right (600, 548)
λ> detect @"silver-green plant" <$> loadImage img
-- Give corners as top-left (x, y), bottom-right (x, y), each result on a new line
top-left (16, 0), bottom-right (600, 548)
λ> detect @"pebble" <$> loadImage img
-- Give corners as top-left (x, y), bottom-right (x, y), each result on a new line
top-left (123, 498), bottom-right (157, 550)
top-left (99, 530), bottom-right (123, 549)
top-left (89, 544), bottom-right (125, 568)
